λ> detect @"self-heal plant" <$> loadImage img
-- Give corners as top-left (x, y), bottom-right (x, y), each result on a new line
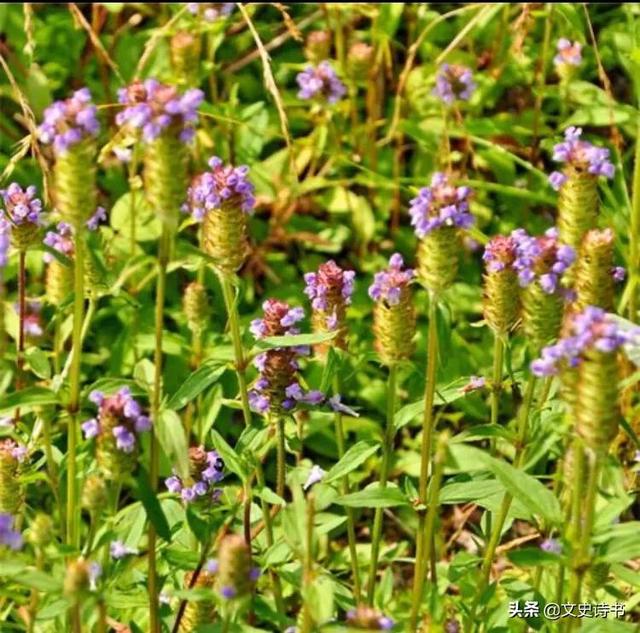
top-left (548, 127), bottom-right (614, 251)
top-left (0, 183), bottom-right (43, 251)
top-left (0, 439), bottom-right (27, 514)
top-left (410, 172), bottom-right (474, 294)
top-left (165, 446), bottom-right (225, 502)
top-left (554, 38), bottom-right (582, 82)
top-left (83, 388), bottom-right (151, 481)
top-left (434, 63), bottom-right (476, 104)
top-left (296, 61), bottom-right (347, 104)
top-left (513, 227), bottom-right (575, 350)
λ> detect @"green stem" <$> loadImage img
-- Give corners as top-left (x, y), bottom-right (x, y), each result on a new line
top-left (333, 374), bottom-right (361, 602)
top-left (17, 250), bottom-right (26, 388)
top-left (219, 272), bottom-right (252, 427)
top-left (469, 375), bottom-right (537, 630)
top-left (367, 363), bottom-right (398, 605)
top-left (490, 336), bottom-right (505, 430)
top-left (300, 493), bottom-right (316, 633)
top-left (566, 450), bottom-right (600, 631)
top-left (255, 462), bottom-right (285, 614)
top-left (275, 416), bottom-right (286, 499)
top-left (67, 229), bottom-right (85, 550)
top-left (148, 226), bottom-right (171, 633)
top-left (628, 115), bottom-right (640, 322)
top-left (410, 294), bottom-right (439, 628)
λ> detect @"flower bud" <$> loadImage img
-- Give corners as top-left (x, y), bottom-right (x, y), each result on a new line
top-left (26, 513), bottom-right (54, 548)
top-left (179, 569), bottom-right (216, 632)
top-left (1, 183), bottom-right (43, 251)
top-left (346, 604), bottom-right (394, 630)
top-left (217, 534), bottom-right (257, 599)
top-left (587, 562), bottom-right (610, 591)
top-left (171, 31), bottom-right (202, 87)
top-left (0, 440), bottom-right (25, 514)
top-left (304, 30), bottom-right (331, 63)
top-left (81, 474), bottom-right (108, 513)
top-left (347, 42), bottom-right (373, 81)
top-left (183, 281), bottom-right (210, 334)
top-left (574, 228), bottom-right (615, 311)
top-left (64, 558), bottom-right (100, 598)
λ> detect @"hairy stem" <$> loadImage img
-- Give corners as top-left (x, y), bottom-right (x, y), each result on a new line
top-left (148, 225), bottom-right (171, 633)
top-left (410, 294), bottom-right (439, 628)
top-left (276, 416), bottom-right (286, 499)
top-left (628, 115), bottom-right (640, 322)
top-left (67, 229), bottom-right (85, 550)
top-left (367, 362), bottom-right (398, 604)
top-left (333, 374), bottom-right (361, 602)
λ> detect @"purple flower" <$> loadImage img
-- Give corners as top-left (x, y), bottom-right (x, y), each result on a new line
top-left (188, 3), bottom-right (234, 21)
top-left (86, 206), bottom-right (107, 231)
top-left (302, 389), bottom-right (325, 405)
top-left (612, 266), bottom-right (626, 282)
top-left (0, 183), bottom-right (43, 227)
top-left (82, 418), bottom-right (100, 439)
top-left (0, 513), bottom-right (22, 550)
top-left (221, 586), bottom-right (236, 599)
top-left (89, 562), bottom-right (102, 590)
top-left (304, 261), bottom-right (355, 313)
top-left (328, 394), bottom-right (358, 417)
top-left (296, 61), bottom-right (346, 104)
top-left (548, 127), bottom-right (614, 190)
top-left (205, 558), bottom-right (219, 573)
top-left (116, 79), bottom-right (203, 143)
top-left (113, 426), bottom-right (136, 453)
top-left (434, 63), bottom-right (476, 104)
top-left (409, 173), bottom-right (474, 238)
top-left (379, 616), bottom-right (394, 630)
top-left (512, 227), bottom-right (575, 294)
top-left (110, 540), bottom-right (137, 560)
top-left (531, 306), bottom-right (640, 376)
top-left (43, 222), bottom-right (73, 263)
top-left (368, 253), bottom-right (414, 305)
top-left (248, 390), bottom-right (270, 414)
top-left (483, 234), bottom-right (518, 273)
top-left (165, 475), bottom-right (182, 493)
top-left (540, 538), bottom-right (562, 555)
top-left (461, 375), bottom-right (486, 394)
top-left (185, 156), bottom-right (255, 219)
top-left (303, 464), bottom-right (326, 490)
top-left (554, 39), bottom-right (582, 68)
top-left (38, 88), bottom-right (99, 155)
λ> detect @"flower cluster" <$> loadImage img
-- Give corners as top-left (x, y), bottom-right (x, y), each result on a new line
top-left (38, 88), bottom-right (99, 155)
top-left (0, 514), bottom-right (22, 550)
top-left (513, 228), bottom-right (575, 294)
top-left (554, 38), bottom-right (582, 68)
top-left (548, 127), bottom-right (615, 190)
top-left (187, 2), bottom-right (234, 22)
top-left (368, 253), bottom-right (414, 305)
top-left (434, 63), bottom-right (476, 104)
top-left (296, 61), bottom-right (346, 104)
top-left (483, 233), bottom-right (519, 273)
top-left (82, 387), bottom-right (151, 453)
top-left (0, 183), bottom-right (43, 227)
top-left (531, 306), bottom-right (638, 377)
top-left (184, 156), bottom-right (255, 220)
top-left (110, 540), bottom-right (137, 560)
top-left (43, 222), bottom-right (73, 263)
top-left (165, 446), bottom-right (225, 503)
top-left (409, 172), bottom-right (474, 238)
top-left (346, 605), bottom-right (394, 630)
top-left (116, 79), bottom-right (204, 143)
top-left (207, 534), bottom-right (260, 599)
top-left (304, 260), bottom-right (355, 335)
top-left (87, 206), bottom-right (107, 231)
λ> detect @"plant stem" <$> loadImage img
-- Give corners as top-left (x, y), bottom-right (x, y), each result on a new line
top-left (148, 225), bottom-right (170, 633)
top-left (255, 462), bottom-right (285, 614)
top-left (67, 228), bottom-right (85, 551)
top-left (628, 115), bottom-right (640, 322)
top-left (367, 362), bottom-right (398, 605)
top-left (333, 375), bottom-right (361, 602)
top-left (490, 335), bottom-right (505, 431)
top-left (16, 250), bottom-right (26, 385)
top-left (469, 375), bottom-right (537, 629)
top-left (275, 415), bottom-right (286, 499)
top-left (566, 450), bottom-right (600, 631)
top-left (410, 294), bottom-right (439, 628)
top-left (219, 272), bottom-right (252, 427)
top-left (300, 493), bottom-right (316, 633)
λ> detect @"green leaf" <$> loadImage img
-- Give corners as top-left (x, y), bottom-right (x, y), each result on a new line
top-left (156, 409), bottom-right (189, 481)
top-left (486, 456), bottom-right (562, 525)
top-left (335, 484), bottom-right (408, 508)
top-left (110, 191), bottom-right (161, 242)
top-left (256, 486), bottom-right (286, 506)
top-left (210, 429), bottom-right (247, 482)
top-left (186, 505), bottom-right (209, 544)
top-left (131, 467), bottom-right (171, 542)
top-left (324, 441), bottom-right (379, 484)
top-left (252, 331), bottom-right (337, 352)
top-left (0, 387), bottom-right (60, 415)
top-left (25, 346), bottom-right (51, 379)
top-left (167, 360), bottom-right (226, 410)
top-left (507, 547), bottom-right (561, 567)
